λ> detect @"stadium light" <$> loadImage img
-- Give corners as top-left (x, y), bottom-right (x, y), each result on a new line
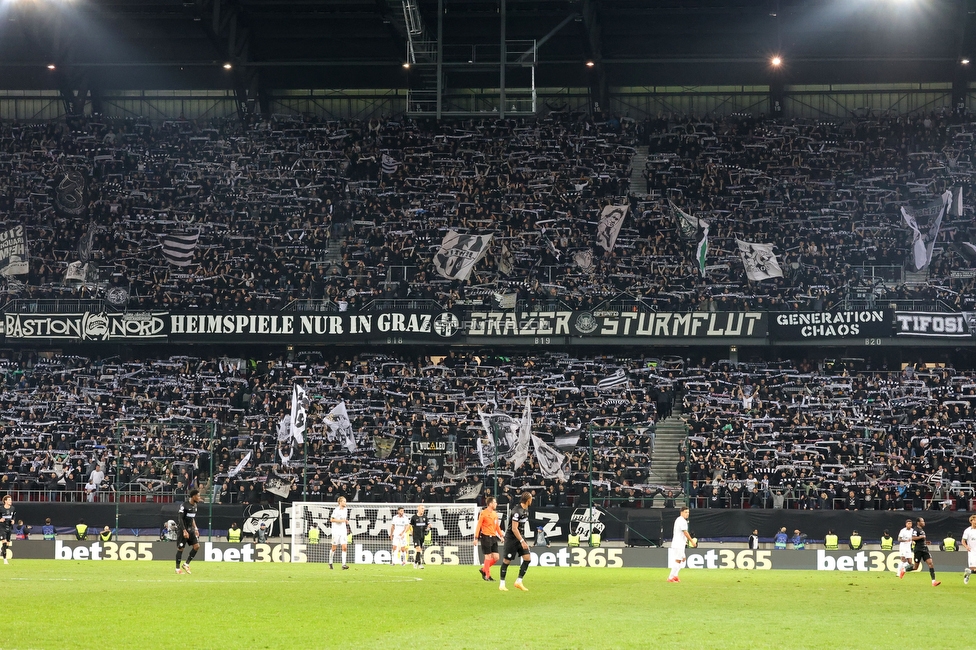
top-left (771, 56), bottom-right (783, 67)
top-left (402, 62), bottom-right (410, 69)
top-left (963, 59), bottom-right (971, 65)
top-left (586, 61), bottom-right (595, 67)
top-left (47, 63), bottom-right (55, 70)
top-left (222, 62), bottom-right (232, 70)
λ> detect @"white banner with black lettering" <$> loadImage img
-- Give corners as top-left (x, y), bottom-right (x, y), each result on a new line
top-left (0, 226), bottom-right (28, 277)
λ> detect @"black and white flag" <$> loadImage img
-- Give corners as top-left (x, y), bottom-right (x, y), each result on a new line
top-left (77, 225), bottom-right (100, 264)
top-left (381, 154), bottom-right (399, 175)
top-left (736, 238), bottom-right (784, 281)
top-left (531, 435), bottom-right (567, 480)
top-left (596, 205), bottom-right (629, 252)
top-left (574, 249), bottom-right (595, 273)
top-left (228, 451), bottom-right (252, 478)
top-left (432, 230), bottom-right (492, 281)
top-left (265, 472), bottom-right (292, 498)
top-left (477, 397), bottom-right (531, 469)
top-left (159, 229), bottom-right (200, 267)
top-left (325, 402), bottom-right (357, 453)
top-left (554, 431), bottom-right (581, 452)
top-left (669, 201), bottom-right (700, 240)
top-left (0, 225), bottom-right (28, 277)
top-left (597, 369), bottom-right (629, 391)
top-left (901, 190), bottom-right (950, 271)
top-left (497, 243), bottom-right (514, 276)
top-left (290, 384), bottom-right (308, 445)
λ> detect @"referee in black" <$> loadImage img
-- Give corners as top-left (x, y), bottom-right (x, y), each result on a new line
top-left (499, 491), bottom-right (532, 592)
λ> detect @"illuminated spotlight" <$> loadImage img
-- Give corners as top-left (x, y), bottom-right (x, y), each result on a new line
top-left (223, 62), bottom-right (232, 70)
top-left (963, 59), bottom-right (971, 65)
top-left (47, 64), bottom-right (56, 70)
top-left (586, 60), bottom-right (595, 67)
top-left (770, 56), bottom-right (783, 67)
top-left (402, 62), bottom-right (410, 69)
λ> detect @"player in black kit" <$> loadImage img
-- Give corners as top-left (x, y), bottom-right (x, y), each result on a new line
top-left (1, 494), bottom-right (14, 565)
top-left (499, 492), bottom-right (533, 592)
top-left (410, 504), bottom-right (430, 569)
top-left (911, 517), bottom-right (941, 586)
top-left (176, 489), bottom-right (204, 575)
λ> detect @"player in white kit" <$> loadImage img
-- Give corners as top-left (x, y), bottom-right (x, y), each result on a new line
top-left (329, 496), bottom-right (350, 570)
top-left (960, 514), bottom-right (976, 584)
top-left (896, 518), bottom-right (914, 578)
top-left (667, 506), bottom-right (696, 583)
top-left (389, 507), bottom-right (409, 566)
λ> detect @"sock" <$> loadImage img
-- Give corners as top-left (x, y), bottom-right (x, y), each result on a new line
top-left (341, 551), bottom-right (347, 565)
top-left (517, 560), bottom-right (528, 581)
top-left (669, 568), bottom-right (678, 579)
top-left (482, 557), bottom-right (492, 574)
top-left (930, 567), bottom-right (936, 580)
top-left (176, 550), bottom-right (183, 568)
top-left (486, 556), bottom-right (496, 573)
top-left (500, 563), bottom-right (509, 580)
top-left (966, 568), bottom-right (972, 575)
top-left (329, 549), bottom-right (334, 564)
top-left (187, 548), bottom-right (197, 564)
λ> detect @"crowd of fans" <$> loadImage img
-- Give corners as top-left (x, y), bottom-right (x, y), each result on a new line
top-left (680, 358), bottom-right (976, 511)
top-left (4, 110), bottom-right (976, 509)
top-left (0, 349), bottom-right (662, 507)
top-left (2, 348), bottom-right (976, 511)
top-left (1, 110), bottom-right (975, 312)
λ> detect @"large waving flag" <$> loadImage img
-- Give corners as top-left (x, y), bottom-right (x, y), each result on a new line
top-left (159, 229), bottom-right (200, 267)
top-left (696, 223), bottom-right (709, 276)
top-left (596, 205), bottom-right (629, 252)
top-left (432, 230), bottom-right (493, 281)
top-left (736, 238), bottom-right (784, 281)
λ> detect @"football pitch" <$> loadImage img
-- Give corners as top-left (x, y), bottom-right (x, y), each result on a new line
top-left (3, 560), bottom-right (971, 649)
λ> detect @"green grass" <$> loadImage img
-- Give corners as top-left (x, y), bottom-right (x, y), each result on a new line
top-left (2, 561), bottom-right (971, 649)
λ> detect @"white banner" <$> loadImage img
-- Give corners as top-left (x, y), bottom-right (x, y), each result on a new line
top-left (736, 238), bottom-right (784, 281)
top-left (0, 226), bottom-right (28, 277)
top-left (432, 230), bottom-right (493, 281)
top-left (901, 190), bottom-right (951, 271)
top-left (290, 384), bottom-right (308, 445)
top-left (596, 205), bottom-right (629, 252)
top-left (531, 434), bottom-right (567, 480)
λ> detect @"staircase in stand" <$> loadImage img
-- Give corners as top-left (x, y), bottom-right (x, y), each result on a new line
top-left (647, 403), bottom-right (687, 487)
top-left (628, 144), bottom-right (649, 198)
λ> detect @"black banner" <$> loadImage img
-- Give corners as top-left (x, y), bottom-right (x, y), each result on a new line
top-left (466, 310), bottom-right (767, 339)
top-left (769, 310), bottom-right (892, 340)
top-left (1, 311), bottom-right (167, 341)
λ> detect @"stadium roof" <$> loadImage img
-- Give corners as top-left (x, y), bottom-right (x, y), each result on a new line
top-left (0, 0), bottom-right (973, 91)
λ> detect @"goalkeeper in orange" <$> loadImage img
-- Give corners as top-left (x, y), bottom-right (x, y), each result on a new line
top-left (474, 496), bottom-right (504, 581)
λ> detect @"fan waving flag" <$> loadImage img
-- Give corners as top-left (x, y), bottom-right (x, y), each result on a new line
top-left (736, 238), bottom-right (784, 281)
top-left (432, 230), bottom-right (492, 281)
top-left (596, 205), bottom-right (629, 252)
top-left (696, 223), bottom-right (709, 276)
top-left (290, 384), bottom-right (308, 445)
top-left (669, 200), bottom-right (699, 240)
top-left (159, 229), bottom-right (200, 267)
top-left (381, 154), bottom-right (399, 175)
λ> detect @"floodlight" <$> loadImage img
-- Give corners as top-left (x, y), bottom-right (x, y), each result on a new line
top-left (47, 64), bottom-right (56, 70)
top-left (771, 56), bottom-right (782, 67)
top-left (223, 62), bottom-right (232, 70)
top-left (963, 59), bottom-right (971, 65)
top-left (586, 61), bottom-right (595, 67)
top-left (402, 62), bottom-right (410, 69)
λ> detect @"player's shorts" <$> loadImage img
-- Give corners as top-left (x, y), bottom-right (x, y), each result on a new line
top-left (668, 547), bottom-right (687, 569)
top-left (176, 531), bottom-right (198, 550)
top-left (503, 537), bottom-right (526, 561)
top-left (412, 535), bottom-right (425, 548)
top-left (968, 549), bottom-right (976, 568)
top-left (913, 548), bottom-right (931, 564)
top-left (898, 543), bottom-right (912, 558)
top-left (331, 529), bottom-right (348, 546)
top-left (1, 526), bottom-right (11, 543)
top-left (392, 533), bottom-right (407, 548)
top-left (480, 536), bottom-right (499, 555)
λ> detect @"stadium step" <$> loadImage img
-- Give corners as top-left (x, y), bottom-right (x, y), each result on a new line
top-left (647, 407), bottom-right (688, 488)
top-left (628, 145), bottom-right (649, 196)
